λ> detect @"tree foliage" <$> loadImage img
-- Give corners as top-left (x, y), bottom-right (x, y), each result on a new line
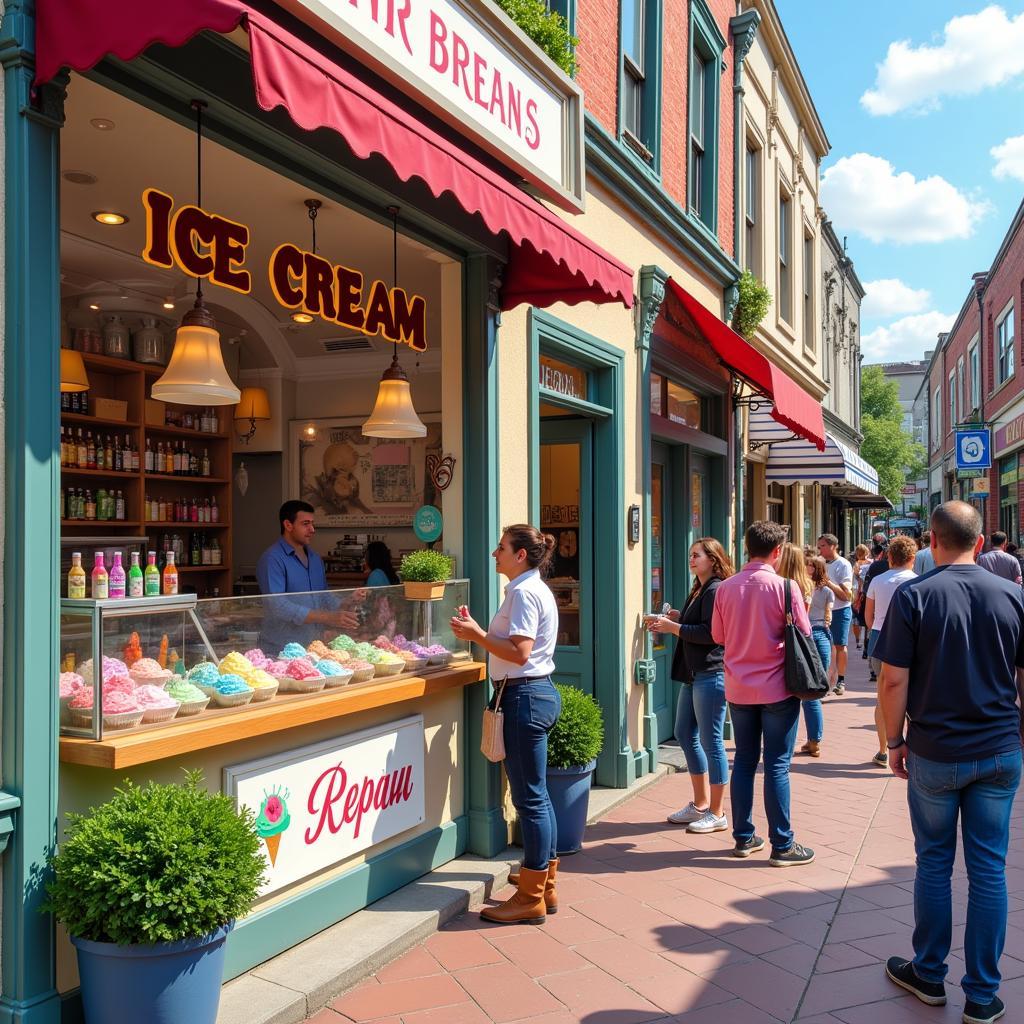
top-left (859, 365), bottom-right (926, 505)
top-left (494, 0), bottom-right (578, 77)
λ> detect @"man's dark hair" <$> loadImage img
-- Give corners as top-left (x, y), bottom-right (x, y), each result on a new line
top-left (279, 499), bottom-right (315, 533)
top-left (872, 531), bottom-right (889, 548)
top-left (930, 500), bottom-right (981, 554)
top-left (991, 531), bottom-right (1008, 547)
top-left (871, 543), bottom-right (886, 558)
top-left (818, 532), bottom-right (839, 548)
top-left (746, 520), bottom-right (789, 558)
top-left (921, 530), bottom-right (930, 544)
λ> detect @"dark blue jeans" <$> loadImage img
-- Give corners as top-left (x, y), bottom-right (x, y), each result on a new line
top-left (802, 627), bottom-right (832, 743)
top-left (499, 678), bottom-right (562, 870)
top-left (907, 750), bottom-right (1022, 1003)
top-left (729, 697), bottom-right (801, 851)
top-left (675, 669), bottom-right (729, 785)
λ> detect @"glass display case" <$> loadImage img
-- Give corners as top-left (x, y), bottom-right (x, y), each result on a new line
top-left (59, 581), bottom-right (472, 741)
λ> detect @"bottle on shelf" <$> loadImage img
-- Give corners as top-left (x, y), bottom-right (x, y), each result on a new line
top-left (162, 550), bottom-right (178, 595)
top-left (128, 551), bottom-right (143, 598)
top-left (115, 490), bottom-right (125, 521)
top-left (211, 537), bottom-right (222, 565)
top-left (109, 551), bottom-right (126, 600)
top-left (201, 448), bottom-right (211, 477)
top-left (84, 489), bottom-right (96, 520)
top-left (165, 443), bottom-right (174, 475)
top-left (76, 429), bottom-right (87, 469)
top-left (211, 497), bottom-right (219, 523)
top-left (191, 531), bottom-right (201, 567)
top-left (96, 487), bottom-right (108, 521)
top-left (86, 432), bottom-right (96, 469)
top-left (144, 438), bottom-right (154, 473)
top-left (91, 552), bottom-right (108, 600)
top-left (68, 552), bottom-right (86, 600)
top-left (144, 551), bottom-right (160, 596)
top-left (105, 435), bottom-right (114, 470)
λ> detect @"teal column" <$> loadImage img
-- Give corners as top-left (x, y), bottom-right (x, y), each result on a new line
top-left (462, 255), bottom-right (506, 857)
top-left (0, 3), bottom-right (64, 1021)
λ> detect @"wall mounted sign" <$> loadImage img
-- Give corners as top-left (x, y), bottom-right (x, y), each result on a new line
top-left (994, 412), bottom-right (1024, 454)
top-left (224, 715), bottom-right (425, 896)
top-left (413, 504), bottom-right (444, 543)
top-left (142, 188), bottom-right (427, 351)
top-left (539, 355), bottom-right (587, 401)
top-left (278, 0), bottom-right (585, 212)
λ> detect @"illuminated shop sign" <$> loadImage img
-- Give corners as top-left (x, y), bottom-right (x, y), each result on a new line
top-left (142, 188), bottom-right (427, 352)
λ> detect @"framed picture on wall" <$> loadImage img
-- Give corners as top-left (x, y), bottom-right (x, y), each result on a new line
top-left (289, 416), bottom-right (442, 528)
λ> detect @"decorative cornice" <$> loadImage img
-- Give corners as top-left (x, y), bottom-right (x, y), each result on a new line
top-left (636, 266), bottom-right (668, 351)
top-left (730, 10), bottom-right (761, 88)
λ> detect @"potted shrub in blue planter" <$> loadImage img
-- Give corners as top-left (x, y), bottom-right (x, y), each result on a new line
top-left (44, 772), bottom-right (265, 1024)
top-left (547, 683), bottom-right (604, 855)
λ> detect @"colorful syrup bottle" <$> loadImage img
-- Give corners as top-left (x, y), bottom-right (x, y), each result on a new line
top-left (144, 551), bottom-right (160, 597)
top-left (108, 551), bottom-right (126, 599)
top-left (162, 551), bottom-right (178, 595)
top-left (91, 552), bottom-right (108, 600)
top-left (127, 551), bottom-right (144, 598)
top-left (67, 552), bottom-right (86, 599)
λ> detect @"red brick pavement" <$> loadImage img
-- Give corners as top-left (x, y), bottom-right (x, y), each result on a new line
top-left (316, 644), bottom-right (1024, 1024)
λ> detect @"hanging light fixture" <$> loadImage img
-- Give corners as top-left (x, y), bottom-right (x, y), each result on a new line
top-left (60, 349), bottom-right (90, 392)
top-left (152, 99), bottom-right (240, 406)
top-left (362, 206), bottom-right (426, 438)
top-left (234, 386), bottom-right (272, 443)
top-left (291, 199), bottom-right (322, 324)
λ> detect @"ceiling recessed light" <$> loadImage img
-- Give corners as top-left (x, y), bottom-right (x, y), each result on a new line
top-left (291, 312), bottom-right (315, 324)
top-left (63, 170), bottom-right (98, 185)
top-left (90, 118), bottom-right (115, 131)
top-left (92, 211), bottom-right (128, 226)
top-left (88, 303), bottom-right (100, 311)
top-left (162, 298), bottom-right (176, 310)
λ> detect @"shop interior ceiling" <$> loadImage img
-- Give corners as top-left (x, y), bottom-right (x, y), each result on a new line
top-left (60, 74), bottom-right (449, 377)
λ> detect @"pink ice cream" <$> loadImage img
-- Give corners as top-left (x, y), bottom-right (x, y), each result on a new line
top-left (79, 655), bottom-right (129, 686)
top-left (132, 684), bottom-right (178, 710)
top-left (129, 657), bottom-right (172, 684)
top-left (102, 691), bottom-right (141, 714)
top-left (102, 674), bottom-right (136, 695)
top-left (244, 648), bottom-right (270, 669)
top-left (265, 660), bottom-right (290, 676)
top-left (59, 672), bottom-right (84, 698)
top-left (69, 686), bottom-right (95, 709)
top-left (284, 658), bottom-right (322, 681)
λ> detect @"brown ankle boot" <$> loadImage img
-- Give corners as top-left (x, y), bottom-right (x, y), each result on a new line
top-left (508, 858), bottom-right (559, 913)
top-left (481, 865), bottom-right (548, 925)
top-left (807, 741), bottom-right (821, 758)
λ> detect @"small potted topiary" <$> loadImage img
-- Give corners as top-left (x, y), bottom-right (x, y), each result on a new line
top-left (43, 772), bottom-right (265, 1024)
top-left (398, 549), bottom-right (454, 600)
top-left (546, 683), bottom-right (604, 855)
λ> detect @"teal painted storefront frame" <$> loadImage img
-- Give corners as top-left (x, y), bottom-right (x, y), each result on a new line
top-left (527, 310), bottom-right (634, 789)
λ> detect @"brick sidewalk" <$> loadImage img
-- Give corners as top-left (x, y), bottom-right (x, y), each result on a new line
top-left (314, 642), bottom-right (1024, 1024)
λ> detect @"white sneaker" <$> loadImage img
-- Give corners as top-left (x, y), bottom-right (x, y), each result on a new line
top-left (687, 810), bottom-right (729, 834)
top-left (667, 801), bottom-right (706, 825)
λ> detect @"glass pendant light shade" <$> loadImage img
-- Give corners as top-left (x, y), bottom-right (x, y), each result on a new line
top-left (362, 354), bottom-right (427, 438)
top-left (60, 349), bottom-right (90, 392)
top-left (234, 386), bottom-right (271, 422)
top-left (152, 296), bottom-right (240, 405)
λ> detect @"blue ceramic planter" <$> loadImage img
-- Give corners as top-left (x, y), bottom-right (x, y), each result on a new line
top-left (547, 759), bottom-right (597, 855)
top-left (72, 922), bottom-right (232, 1024)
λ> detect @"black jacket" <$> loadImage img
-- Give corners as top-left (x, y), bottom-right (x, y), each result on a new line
top-left (670, 576), bottom-right (725, 683)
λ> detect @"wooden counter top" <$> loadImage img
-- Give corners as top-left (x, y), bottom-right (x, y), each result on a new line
top-left (60, 662), bottom-right (486, 770)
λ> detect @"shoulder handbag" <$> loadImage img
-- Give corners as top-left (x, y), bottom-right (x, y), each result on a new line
top-left (480, 677), bottom-right (509, 763)
top-left (783, 583), bottom-right (831, 701)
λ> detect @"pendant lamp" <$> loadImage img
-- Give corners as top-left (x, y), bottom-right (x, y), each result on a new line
top-left (60, 349), bottom-right (90, 392)
top-left (362, 207), bottom-right (426, 438)
top-left (152, 100), bottom-right (240, 406)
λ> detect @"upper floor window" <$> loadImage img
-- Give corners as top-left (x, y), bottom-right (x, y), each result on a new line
top-left (802, 232), bottom-right (814, 349)
top-left (997, 306), bottom-right (1015, 385)
top-left (620, 0), bottom-right (661, 163)
top-left (956, 358), bottom-right (965, 422)
top-left (687, 5), bottom-right (723, 231)
top-left (778, 190), bottom-right (792, 324)
top-left (744, 143), bottom-right (760, 275)
top-left (969, 341), bottom-right (980, 411)
top-left (932, 385), bottom-right (941, 445)
top-left (948, 373), bottom-right (957, 430)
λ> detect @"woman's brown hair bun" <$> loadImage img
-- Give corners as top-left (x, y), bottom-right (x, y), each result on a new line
top-left (502, 524), bottom-right (556, 575)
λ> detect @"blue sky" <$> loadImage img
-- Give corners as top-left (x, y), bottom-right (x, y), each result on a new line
top-left (775, 1), bottom-right (1024, 363)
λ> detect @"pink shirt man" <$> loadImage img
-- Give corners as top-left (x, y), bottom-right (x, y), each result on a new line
top-left (712, 560), bottom-right (811, 704)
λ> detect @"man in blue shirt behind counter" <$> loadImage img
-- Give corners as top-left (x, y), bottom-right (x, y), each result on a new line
top-left (257, 500), bottom-right (359, 651)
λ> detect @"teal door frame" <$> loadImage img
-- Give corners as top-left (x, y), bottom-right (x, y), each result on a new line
top-left (649, 441), bottom-right (675, 741)
top-left (527, 310), bottom-right (633, 789)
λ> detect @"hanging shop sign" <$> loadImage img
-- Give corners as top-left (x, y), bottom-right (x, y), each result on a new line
top-left (278, 0), bottom-right (585, 212)
top-left (972, 477), bottom-right (991, 496)
top-left (954, 429), bottom-right (992, 471)
top-left (142, 189), bottom-right (427, 351)
top-left (224, 715), bottom-right (425, 896)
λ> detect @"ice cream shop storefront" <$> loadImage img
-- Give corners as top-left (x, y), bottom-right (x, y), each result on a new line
top-left (0, 1), bottom-right (633, 1019)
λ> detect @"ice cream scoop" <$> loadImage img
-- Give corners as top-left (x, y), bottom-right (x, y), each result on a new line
top-left (69, 685), bottom-right (95, 709)
top-left (244, 648), bottom-right (270, 668)
top-left (166, 679), bottom-right (207, 703)
top-left (284, 658), bottom-right (322, 681)
top-left (306, 640), bottom-right (331, 661)
top-left (102, 673), bottom-right (136, 695)
top-left (242, 668), bottom-right (277, 689)
top-left (129, 657), bottom-right (172, 684)
top-left (219, 651), bottom-right (255, 676)
top-left (132, 684), bottom-right (178, 709)
top-left (101, 690), bottom-right (141, 714)
top-left (186, 662), bottom-right (220, 687)
top-left (78, 655), bottom-right (129, 686)
top-left (59, 672), bottom-right (85, 698)
top-left (214, 674), bottom-right (253, 695)
top-left (279, 643), bottom-right (309, 661)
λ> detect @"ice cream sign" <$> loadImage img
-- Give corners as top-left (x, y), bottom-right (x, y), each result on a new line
top-left (224, 715), bottom-right (425, 895)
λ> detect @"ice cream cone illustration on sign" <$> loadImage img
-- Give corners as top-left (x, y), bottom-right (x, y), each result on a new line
top-left (255, 786), bottom-right (291, 867)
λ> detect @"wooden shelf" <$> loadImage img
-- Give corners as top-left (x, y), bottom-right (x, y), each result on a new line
top-left (176, 564), bottom-right (229, 572)
top-left (78, 351), bottom-right (144, 375)
top-left (61, 412), bottom-right (140, 429)
top-left (144, 521), bottom-right (229, 529)
top-left (144, 473), bottom-right (228, 484)
top-left (145, 423), bottom-right (229, 440)
top-left (62, 467), bottom-right (138, 479)
top-left (61, 520), bottom-right (142, 528)
top-left (59, 661), bottom-right (486, 768)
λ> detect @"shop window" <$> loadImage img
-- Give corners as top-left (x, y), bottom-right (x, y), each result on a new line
top-left (778, 190), bottom-right (792, 324)
top-left (744, 142), bottom-right (760, 276)
top-left (650, 372), bottom-right (663, 416)
top-left (620, 0), bottom-right (661, 163)
top-left (666, 381), bottom-right (701, 429)
top-left (687, 2), bottom-right (723, 231)
top-left (802, 231), bottom-right (814, 349)
top-left (767, 482), bottom-right (785, 525)
top-left (1001, 454), bottom-right (1019, 544)
top-left (969, 341), bottom-right (980, 412)
top-left (997, 305), bottom-right (1015, 384)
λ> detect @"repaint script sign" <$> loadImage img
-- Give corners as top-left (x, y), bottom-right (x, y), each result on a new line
top-left (224, 715), bottom-right (425, 895)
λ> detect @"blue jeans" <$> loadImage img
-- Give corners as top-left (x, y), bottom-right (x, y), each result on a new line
top-left (675, 669), bottom-right (729, 785)
top-left (803, 627), bottom-right (832, 743)
top-left (907, 750), bottom-right (1022, 1003)
top-left (499, 678), bottom-right (562, 870)
top-left (830, 605), bottom-right (852, 646)
top-left (730, 697), bottom-right (801, 851)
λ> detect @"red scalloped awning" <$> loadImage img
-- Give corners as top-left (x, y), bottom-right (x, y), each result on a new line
top-left (35, 0), bottom-right (633, 311)
top-left (666, 278), bottom-right (825, 451)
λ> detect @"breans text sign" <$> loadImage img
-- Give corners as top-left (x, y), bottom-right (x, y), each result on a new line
top-left (224, 715), bottom-right (425, 896)
top-left (277, 0), bottom-right (585, 212)
top-left (143, 188), bottom-right (427, 352)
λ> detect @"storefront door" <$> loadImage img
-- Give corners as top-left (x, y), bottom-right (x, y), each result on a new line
top-left (540, 418), bottom-right (594, 695)
top-left (650, 443), bottom-right (674, 739)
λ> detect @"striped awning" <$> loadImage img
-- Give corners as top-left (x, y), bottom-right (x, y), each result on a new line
top-left (749, 409), bottom-right (879, 492)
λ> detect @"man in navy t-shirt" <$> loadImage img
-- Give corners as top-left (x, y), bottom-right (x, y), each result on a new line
top-left (874, 501), bottom-right (1024, 1024)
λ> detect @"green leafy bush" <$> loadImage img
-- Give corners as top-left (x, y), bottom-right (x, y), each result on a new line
top-left (398, 549), bottom-right (454, 583)
top-left (548, 683), bottom-right (604, 769)
top-left (494, 0), bottom-right (578, 77)
top-left (731, 269), bottom-right (772, 340)
top-left (44, 773), bottom-right (265, 945)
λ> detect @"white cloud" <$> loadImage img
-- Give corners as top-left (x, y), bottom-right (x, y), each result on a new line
top-left (861, 311), bottom-right (955, 363)
top-left (862, 279), bottom-right (931, 319)
top-left (861, 5), bottom-right (1024, 115)
top-left (992, 134), bottom-right (1024, 182)
top-left (821, 154), bottom-right (988, 244)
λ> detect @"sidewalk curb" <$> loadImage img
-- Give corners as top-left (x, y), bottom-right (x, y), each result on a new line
top-left (216, 764), bottom-right (673, 1024)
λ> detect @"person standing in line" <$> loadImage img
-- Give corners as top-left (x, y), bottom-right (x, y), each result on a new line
top-left (864, 536), bottom-right (917, 768)
top-left (861, 542), bottom-right (890, 677)
top-left (914, 531), bottom-right (935, 575)
top-left (817, 533), bottom-right (854, 694)
top-left (798, 555), bottom-right (834, 758)
top-left (364, 540), bottom-right (399, 586)
top-left (776, 544), bottom-right (820, 756)
top-left (711, 521), bottom-right (815, 866)
top-left (875, 501), bottom-right (1023, 1024)
top-left (451, 525), bottom-right (561, 925)
top-left (851, 543), bottom-right (872, 651)
top-left (1006, 541), bottom-right (1024, 587)
top-left (978, 531), bottom-right (1023, 585)
top-left (646, 538), bottom-right (734, 835)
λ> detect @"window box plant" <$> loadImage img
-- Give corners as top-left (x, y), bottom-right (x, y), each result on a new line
top-left (398, 549), bottom-right (454, 601)
top-left (43, 773), bottom-right (265, 1024)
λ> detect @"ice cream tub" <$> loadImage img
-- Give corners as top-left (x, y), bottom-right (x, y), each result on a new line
top-left (274, 675), bottom-right (327, 694)
top-left (175, 696), bottom-right (211, 717)
top-left (249, 681), bottom-right (279, 702)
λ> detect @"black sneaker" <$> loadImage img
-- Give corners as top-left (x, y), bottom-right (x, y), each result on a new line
top-left (963, 996), bottom-right (1005, 1024)
top-left (769, 842), bottom-right (815, 867)
top-left (885, 956), bottom-right (946, 1006)
top-left (732, 835), bottom-right (765, 858)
